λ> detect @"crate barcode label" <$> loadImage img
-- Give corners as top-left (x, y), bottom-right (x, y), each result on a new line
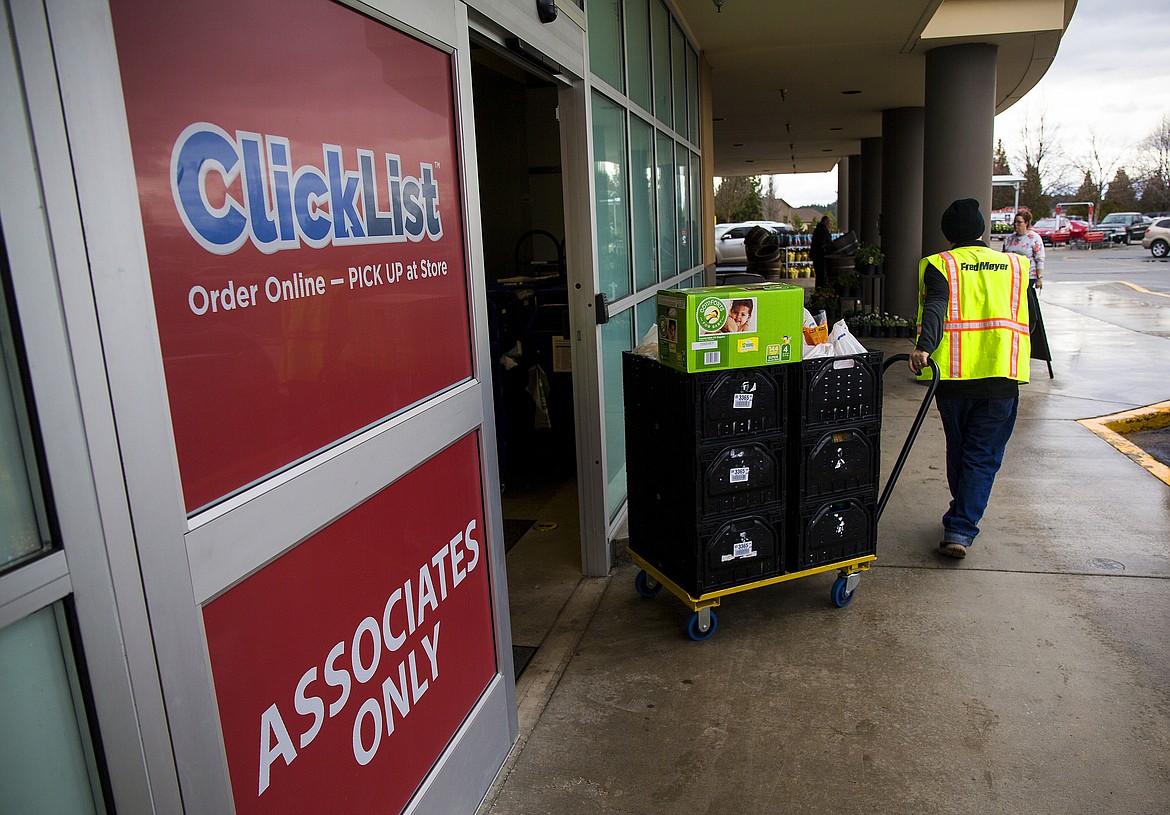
top-left (703, 351), bottom-right (721, 365)
top-left (733, 393), bottom-right (754, 409)
top-left (723, 539), bottom-right (757, 561)
top-left (729, 466), bottom-right (749, 483)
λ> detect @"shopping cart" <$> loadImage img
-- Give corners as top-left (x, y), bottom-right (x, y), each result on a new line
top-left (628, 352), bottom-right (939, 641)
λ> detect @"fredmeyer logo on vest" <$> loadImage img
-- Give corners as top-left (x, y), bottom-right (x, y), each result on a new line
top-left (959, 260), bottom-right (1010, 272)
top-left (171, 122), bottom-right (444, 255)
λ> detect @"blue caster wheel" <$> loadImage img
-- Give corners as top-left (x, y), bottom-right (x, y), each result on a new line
top-left (831, 575), bottom-right (856, 608)
top-left (635, 570), bottom-right (663, 598)
top-left (686, 609), bottom-right (717, 641)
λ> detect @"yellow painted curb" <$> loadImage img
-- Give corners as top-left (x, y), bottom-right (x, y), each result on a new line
top-left (1078, 401), bottom-right (1170, 487)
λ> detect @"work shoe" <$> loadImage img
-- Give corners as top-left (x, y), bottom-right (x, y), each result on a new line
top-left (938, 542), bottom-right (967, 559)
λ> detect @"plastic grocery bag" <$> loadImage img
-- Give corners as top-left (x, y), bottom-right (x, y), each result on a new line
top-left (803, 341), bottom-right (836, 359)
top-left (633, 324), bottom-right (659, 358)
top-left (830, 319), bottom-right (868, 356)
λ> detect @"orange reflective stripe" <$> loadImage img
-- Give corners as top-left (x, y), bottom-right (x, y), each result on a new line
top-left (939, 252), bottom-right (962, 376)
top-left (940, 252), bottom-right (961, 320)
top-left (942, 319), bottom-right (1029, 332)
top-left (1006, 253), bottom-right (1024, 321)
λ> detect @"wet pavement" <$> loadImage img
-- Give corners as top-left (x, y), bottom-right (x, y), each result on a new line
top-left (480, 242), bottom-right (1170, 815)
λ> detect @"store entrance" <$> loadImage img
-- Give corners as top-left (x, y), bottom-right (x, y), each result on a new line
top-left (470, 43), bottom-right (581, 680)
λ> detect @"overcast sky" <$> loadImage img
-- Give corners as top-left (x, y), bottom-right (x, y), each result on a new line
top-left (769, 0), bottom-right (1170, 207)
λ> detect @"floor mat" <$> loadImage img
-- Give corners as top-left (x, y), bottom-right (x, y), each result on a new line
top-left (512, 645), bottom-right (538, 680)
top-left (503, 519), bottom-right (535, 553)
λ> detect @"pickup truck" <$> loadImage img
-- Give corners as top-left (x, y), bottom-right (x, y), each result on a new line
top-left (1097, 212), bottom-right (1150, 245)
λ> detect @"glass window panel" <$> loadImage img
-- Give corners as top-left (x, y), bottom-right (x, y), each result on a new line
top-left (635, 297), bottom-right (658, 344)
top-left (626, 0), bottom-right (652, 111)
top-left (656, 131), bottom-right (676, 280)
top-left (0, 605), bottom-right (103, 814)
top-left (675, 141), bottom-right (690, 273)
top-left (671, 21), bottom-right (686, 138)
top-left (651, 1), bottom-right (671, 126)
top-left (601, 309), bottom-right (633, 519)
top-left (690, 151), bottom-right (702, 269)
top-left (592, 93), bottom-right (632, 301)
top-left (587, 0), bottom-right (624, 91)
top-left (1, 257), bottom-right (49, 575)
top-left (687, 44), bottom-right (699, 146)
top-left (630, 116), bottom-right (658, 291)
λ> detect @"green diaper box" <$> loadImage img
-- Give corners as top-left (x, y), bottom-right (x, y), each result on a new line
top-left (656, 282), bottom-right (804, 373)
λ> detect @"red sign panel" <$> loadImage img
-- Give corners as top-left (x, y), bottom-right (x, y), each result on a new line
top-left (110, 0), bottom-right (473, 512)
top-left (202, 434), bottom-right (496, 814)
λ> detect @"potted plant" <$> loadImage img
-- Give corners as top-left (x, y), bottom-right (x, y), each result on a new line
top-left (839, 272), bottom-right (863, 298)
top-left (856, 244), bottom-right (885, 275)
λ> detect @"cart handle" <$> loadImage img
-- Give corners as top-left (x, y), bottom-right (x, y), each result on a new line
top-left (876, 353), bottom-right (940, 520)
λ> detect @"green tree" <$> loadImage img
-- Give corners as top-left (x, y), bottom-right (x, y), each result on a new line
top-left (1072, 171), bottom-right (1099, 213)
top-left (1102, 168), bottom-right (1139, 215)
top-left (1020, 162), bottom-right (1051, 218)
top-left (714, 176), bottom-right (763, 222)
top-left (992, 140), bottom-right (1015, 210)
top-left (1136, 114), bottom-right (1170, 211)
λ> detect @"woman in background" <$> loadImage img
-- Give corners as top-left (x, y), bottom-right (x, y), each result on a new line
top-left (1003, 210), bottom-right (1053, 376)
top-left (1003, 211), bottom-right (1045, 289)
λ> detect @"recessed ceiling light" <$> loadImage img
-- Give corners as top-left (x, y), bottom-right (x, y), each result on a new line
top-left (841, 90), bottom-right (861, 95)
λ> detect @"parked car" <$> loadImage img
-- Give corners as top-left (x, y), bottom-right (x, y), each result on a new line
top-left (1097, 212), bottom-right (1150, 245)
top-left (1032, 216), bottom-right (1072, 246)
top-left (1142, 217), bottom-right (1170, 259)
top-left (714, 221), bottom-right (793, 264)
top-left (1144, 211), bottom-right (1170, 222)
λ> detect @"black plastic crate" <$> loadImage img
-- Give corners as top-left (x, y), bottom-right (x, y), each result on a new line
top-left (698, 436), bottom-right (786, 515)
top-left (795, 351), bottom-right (883, 429)
top-left (625, 432), bottom-right (786, 525)
top-left (623, 352), bottom-right (787, 442)
top-left (628, 510), bottom-right (785, 597)
top-left (789, 495), bottom-right (877, 572)
top-left (795, 422), bottom-right (881, 502)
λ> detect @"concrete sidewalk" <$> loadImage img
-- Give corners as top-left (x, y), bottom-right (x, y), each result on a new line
top-left (481, 299), bottom-right (1170, 815)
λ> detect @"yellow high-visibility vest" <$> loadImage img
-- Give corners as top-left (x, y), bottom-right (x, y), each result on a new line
top-left (916, 246), bottom-right (1030, 383)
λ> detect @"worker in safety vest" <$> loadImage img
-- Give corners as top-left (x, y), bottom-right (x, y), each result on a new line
top-left (908, 198), bottom-right (1030, 559)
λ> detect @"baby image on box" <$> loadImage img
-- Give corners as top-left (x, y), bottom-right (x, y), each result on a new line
top-left (697, 296), bottom-right (757, 336)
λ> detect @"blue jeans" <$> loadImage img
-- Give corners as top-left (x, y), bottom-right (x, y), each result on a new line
top-left (935, 395), bottom-right (1019, 547)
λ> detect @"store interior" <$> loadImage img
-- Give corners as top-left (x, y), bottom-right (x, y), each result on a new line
top-left (470, 42), bottom-right (582, 680)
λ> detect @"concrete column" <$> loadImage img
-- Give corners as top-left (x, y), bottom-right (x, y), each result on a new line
top-left (922, 43), bottom-right (997, 254)
top-left (836, 157), bottom-right (850, 232)
top-left (882, 107), bottom-right (925, 320)
top-left (859, 137), bottom-right (882, 247)
top-left (848, 155), bottom-right (861, 238)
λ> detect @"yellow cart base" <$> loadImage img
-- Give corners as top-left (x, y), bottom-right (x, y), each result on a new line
top-left (628, 547), bottom-right (876, 641)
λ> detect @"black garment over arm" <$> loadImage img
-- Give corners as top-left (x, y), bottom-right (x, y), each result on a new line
top-left (916, 263), bottom-right (947, 355)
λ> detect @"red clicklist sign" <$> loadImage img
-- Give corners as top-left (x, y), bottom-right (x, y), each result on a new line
top-left (109, 0), bottom-right (473, 512)
top-left (202, 435), bottom-right (497, 814)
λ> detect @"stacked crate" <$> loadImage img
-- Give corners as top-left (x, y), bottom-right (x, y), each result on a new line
top-left (623, 353), bottom-right (789, 597)
top-left (788, 352), bottom-right (883, 572)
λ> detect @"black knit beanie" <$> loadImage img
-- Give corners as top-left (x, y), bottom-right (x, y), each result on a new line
top-left (940, 198), bottom-right (985, 243)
